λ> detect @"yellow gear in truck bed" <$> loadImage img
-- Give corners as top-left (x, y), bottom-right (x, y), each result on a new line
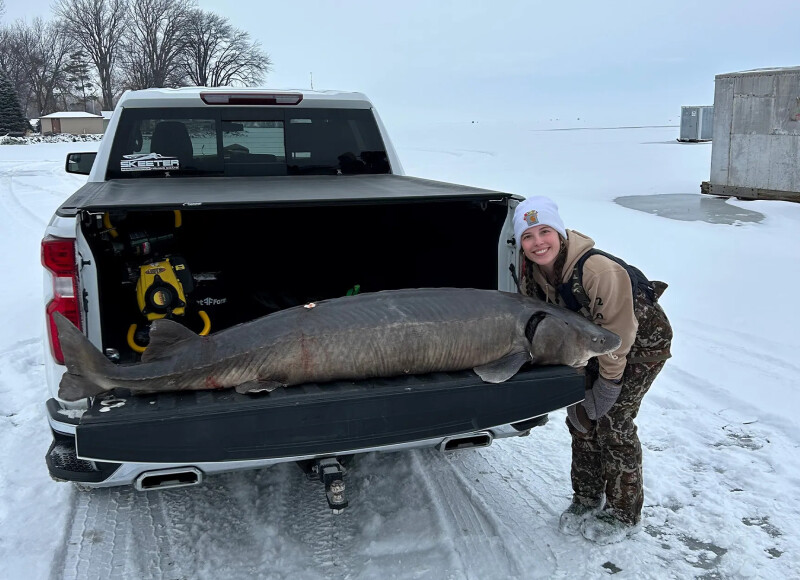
top-left (136, 258), bottom-right (187, 320)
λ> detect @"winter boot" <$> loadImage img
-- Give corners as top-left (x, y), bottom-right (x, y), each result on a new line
top-left (558, 500), bottom-right (602, 536)
top-left (580, 510), bottom-right (641, 545)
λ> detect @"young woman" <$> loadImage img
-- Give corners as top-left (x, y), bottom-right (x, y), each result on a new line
top-left (513, 196), bottom-right (672, 544)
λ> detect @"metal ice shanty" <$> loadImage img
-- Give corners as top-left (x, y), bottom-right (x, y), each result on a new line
top-left (679, 106), bottom-right (713, 142)
top-left (702, 66), bottom-right (800, 203)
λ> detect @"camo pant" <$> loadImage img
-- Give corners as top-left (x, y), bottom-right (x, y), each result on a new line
top-left (566, 290), bottom-right (672, 525)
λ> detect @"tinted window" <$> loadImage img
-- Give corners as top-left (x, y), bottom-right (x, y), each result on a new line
top-left (106, 107), bottom-right (389, 179)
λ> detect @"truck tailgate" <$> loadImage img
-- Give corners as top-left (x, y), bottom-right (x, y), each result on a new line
top-left (75, 366), bottom-right (584, 463)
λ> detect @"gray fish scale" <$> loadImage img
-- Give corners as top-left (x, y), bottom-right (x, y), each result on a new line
top-left (257, 291), bottom-right (524, 385)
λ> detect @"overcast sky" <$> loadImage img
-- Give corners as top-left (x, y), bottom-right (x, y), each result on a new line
top-left (4, 1), bottom-right (800, 124)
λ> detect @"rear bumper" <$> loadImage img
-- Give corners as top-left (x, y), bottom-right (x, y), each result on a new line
top-left (46, 366), bottom-right (583, 486)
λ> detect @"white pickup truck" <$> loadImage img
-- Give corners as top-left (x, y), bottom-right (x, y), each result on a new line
top-left (42, 87), bottom-right (583, 509)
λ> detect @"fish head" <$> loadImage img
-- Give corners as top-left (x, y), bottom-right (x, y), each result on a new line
top-left (526, 309), bottom-right (622, 368)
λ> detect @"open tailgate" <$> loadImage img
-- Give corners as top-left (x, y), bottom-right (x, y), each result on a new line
top-left (73, 366), bottom-right (584, 463)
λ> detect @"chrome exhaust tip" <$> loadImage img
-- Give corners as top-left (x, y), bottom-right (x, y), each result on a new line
top-left (438, 431), bottom-right (493, 452)
top-left (135, 467), bottom-right (203, 491)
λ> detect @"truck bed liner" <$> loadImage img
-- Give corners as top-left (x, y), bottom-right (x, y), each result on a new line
top-left (74, 366), bottom-right (583, 463)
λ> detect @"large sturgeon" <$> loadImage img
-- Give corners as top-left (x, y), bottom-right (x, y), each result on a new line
top-left (55, 288), bottom-right (621, 402)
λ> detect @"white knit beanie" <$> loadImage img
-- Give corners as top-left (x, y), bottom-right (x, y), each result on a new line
top-left (513, 196), bottom-right (567, 245)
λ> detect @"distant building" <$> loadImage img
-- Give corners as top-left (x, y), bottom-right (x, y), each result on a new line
top-left (101, 110), bottom-right (114, 133)
top-left (678, 106), bottom-right (713, 142)
top-left (40, 111), bottom-right (104, 135)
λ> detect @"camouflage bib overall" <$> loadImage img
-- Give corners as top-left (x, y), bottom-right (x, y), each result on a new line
top-left (568, 286), bottom-right (672, 525)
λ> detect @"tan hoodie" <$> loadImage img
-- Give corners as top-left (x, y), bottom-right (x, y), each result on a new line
top-left (525, 230), bottom-right (637, 380)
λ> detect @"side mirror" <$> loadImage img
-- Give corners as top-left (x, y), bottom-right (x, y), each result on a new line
top-left (65, 152), bottom-right (97, 175)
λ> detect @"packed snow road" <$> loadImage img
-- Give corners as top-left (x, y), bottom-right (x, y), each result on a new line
top-left (1, 131), bottom-right (799, 579)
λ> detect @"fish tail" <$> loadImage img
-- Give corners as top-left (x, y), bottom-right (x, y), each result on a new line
top-left (55, 312), bottom-right (115, 401)
top-left (59, 373), bottom-right (108, 402)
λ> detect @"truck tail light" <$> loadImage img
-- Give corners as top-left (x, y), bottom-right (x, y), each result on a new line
top-left (42, 236), bottom-right (81, 364)
top-left (200, 92), bottom-right (303, 106)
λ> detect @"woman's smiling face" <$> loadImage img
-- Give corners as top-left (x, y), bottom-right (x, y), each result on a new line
top-left (520, 224), bottom-right (561, 271)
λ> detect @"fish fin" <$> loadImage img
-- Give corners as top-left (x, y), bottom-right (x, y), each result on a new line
top-left (473, 350), bottom-right (531, 383)
top-left (235, 380), bottom-right (284, 394)
top-left (141, 319), bottom-right (200, 363)
top-left (59, 373), bottom-right (108, 402)
top-left (54, 312), bottom-right (116, 378)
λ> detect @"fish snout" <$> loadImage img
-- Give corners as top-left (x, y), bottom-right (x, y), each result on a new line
top-left (591, 327), bottom-right (622, 354)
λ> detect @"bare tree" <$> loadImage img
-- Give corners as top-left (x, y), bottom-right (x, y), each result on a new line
top-left (55, 0), bottom-right (129, 109)
top-left (13, 18), bottom-right (76, 115)
top-left (118, 0), bottom-right (194, 90)
top-left (181, 10), bottom-right (271, 87)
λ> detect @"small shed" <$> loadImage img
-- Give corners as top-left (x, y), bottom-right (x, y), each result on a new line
top-left (678, 106), bottom-right (713, 141)
top-left (40, 111), bottom-right (104, 135)
top-left (702, 66), bottom-right (800, 202)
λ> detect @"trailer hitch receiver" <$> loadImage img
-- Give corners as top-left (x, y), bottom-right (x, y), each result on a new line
top-left (313, 457), bottom-right (349, 514)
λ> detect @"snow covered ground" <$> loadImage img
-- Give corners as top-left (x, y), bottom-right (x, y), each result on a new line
top-left (1, 122), bottom-right (798, 579)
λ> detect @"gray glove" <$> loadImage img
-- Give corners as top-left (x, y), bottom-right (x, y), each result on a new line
top-left (567, 403), bottom-right (592, 434)
top-left (583, 376), bottom-right (622, 420)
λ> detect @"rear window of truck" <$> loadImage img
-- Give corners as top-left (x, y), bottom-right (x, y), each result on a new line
top-left (106, 107), bottom-right (390, 179)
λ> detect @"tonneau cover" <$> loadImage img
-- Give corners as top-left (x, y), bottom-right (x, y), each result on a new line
top-left (57, 174), bottom-right (516, 215)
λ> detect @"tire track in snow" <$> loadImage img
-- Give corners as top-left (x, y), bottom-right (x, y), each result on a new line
top-left (56, 487), bottom-right (176, 580)
top-left (410, 448), bottom-right (533, 579)
top-left (0, 337), bottom-right (40, 358)
top-left (0, 163), bottom-right (49, 229)
top-left (677, 318), bottom-right (800, 377)
top-left (260, 463), bottom-right (363, 578)
top-left (156, 471), bottom-right (292, 579)
top-left (242, 455), bottom-right (456, 578)
top-left (55, 463), bottom-right (370, 579)
top-left (56, 473), bottom-right (284, 579)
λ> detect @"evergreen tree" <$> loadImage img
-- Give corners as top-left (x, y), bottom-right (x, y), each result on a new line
top-left (0, 71), bottom-right (29, 135)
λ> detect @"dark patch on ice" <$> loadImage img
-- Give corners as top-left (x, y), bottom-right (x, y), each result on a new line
top-left (644, 524), bottom-right (663, 538)
top-left (602, 561), bottom-right (622, 574)
top-left (643, 442), bottom-right (665, 452)
top-left (679, 535), bottom-right (728, 570)
top-left (532, 125), bottom-right (678, 132)
top-left (766, 547), bottom-right (783, 558)
top-left (713, 431), bottom-right (764, 451)
top-left (742, 516), bottom-right (782, 538)
top-left (641, 140), bottom-right (712, 145)
top-left (614, 194), bottom-right (764, 225)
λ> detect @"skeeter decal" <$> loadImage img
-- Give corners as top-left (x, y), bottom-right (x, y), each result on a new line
top-left (121, 153), bottom-right (180, 172)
